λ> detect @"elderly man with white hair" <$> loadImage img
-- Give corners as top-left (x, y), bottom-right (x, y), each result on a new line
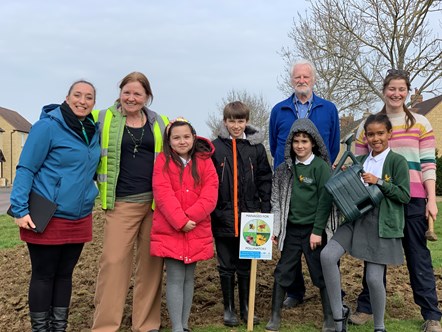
top-left (269, 58), bottom-right (340, 317)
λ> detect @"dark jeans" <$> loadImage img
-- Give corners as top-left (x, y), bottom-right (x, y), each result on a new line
top-left (357, 198), bottom-right (441, 320)
top-left (215, 237), bottom-right (251, 279)
top-left (274, 223), bottom-right (326, 289)
top-left (27, 243), bottom-right (84, 312)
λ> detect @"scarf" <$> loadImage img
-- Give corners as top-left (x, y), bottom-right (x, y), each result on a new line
top-left (60, 101), bottom-right (96, 145)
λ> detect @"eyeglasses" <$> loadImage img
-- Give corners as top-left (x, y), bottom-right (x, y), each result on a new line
top-left (386, 69), bottom-right (410, 79)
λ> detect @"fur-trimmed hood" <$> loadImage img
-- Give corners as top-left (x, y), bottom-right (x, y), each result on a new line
top-left (216, 122), bottom-right (265, 146)
top-left (283, 118), bottom-right (330, 167)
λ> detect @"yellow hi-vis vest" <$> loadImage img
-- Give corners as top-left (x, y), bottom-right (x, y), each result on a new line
top-left (92, 106), bottom-right (168, 209)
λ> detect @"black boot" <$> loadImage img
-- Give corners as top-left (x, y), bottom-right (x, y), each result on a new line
top-left (265, 281), bottom-right (285, 332)
top-left (49, 307), bottom-right (69, 332)
top-left (220, 275), bottom-right (239, 327)
top-left (30, 311), bottom-right (50, 332)
top-left (320, 288), bottom-right (334, 332)
top-left (238, 276), bottom-right (260, 325)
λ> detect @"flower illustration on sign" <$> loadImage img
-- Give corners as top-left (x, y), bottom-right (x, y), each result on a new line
top-left (243, 219), bottom-right (271, 247)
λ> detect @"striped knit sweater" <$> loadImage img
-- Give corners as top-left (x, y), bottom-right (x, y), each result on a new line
top-left (355, 112), bottom-right (436, 199)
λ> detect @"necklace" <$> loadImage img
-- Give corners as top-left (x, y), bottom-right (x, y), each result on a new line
top-left (125, 125), bottom-right (145, 158)
top-left (125, 111), bottom-right (145, 157)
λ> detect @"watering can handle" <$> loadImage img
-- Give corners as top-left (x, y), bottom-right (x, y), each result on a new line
top-left (333, 133), bottom-right (364, 176)
top-left (333, 150), bottom-right (364, 176)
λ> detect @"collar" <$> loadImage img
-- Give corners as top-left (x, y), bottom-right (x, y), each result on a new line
top-left (229, 133), bottom-right (246, 140)
top-left (368, 147), bottom-right (390, 161)
top-left (295, 153), bottom-right (315, 165)
top-left (179, 156), bottom-right (190, 167)
top-left (293, 94), bottom-right (313, 105)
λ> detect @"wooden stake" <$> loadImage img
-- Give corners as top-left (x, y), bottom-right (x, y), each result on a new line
top-left (247, 259), bottom-right (258, 331)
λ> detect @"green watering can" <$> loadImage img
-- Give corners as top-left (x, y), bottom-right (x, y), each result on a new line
top-left (325, 133), bottom-right (384, 223)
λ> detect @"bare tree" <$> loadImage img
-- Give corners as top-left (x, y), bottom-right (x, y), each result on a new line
top-left (280, 0), bottom-right (442, 115)
top-left (206, 90), bottom-right (271, 151)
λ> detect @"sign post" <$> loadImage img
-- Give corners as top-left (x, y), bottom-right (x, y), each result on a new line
top-left (239, 212), bottom-right (273, 331)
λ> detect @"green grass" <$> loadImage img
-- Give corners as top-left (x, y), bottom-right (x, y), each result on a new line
top-left (156, 320), bottom-right (425, 331)
top-left (0, 214), bottom-right (21, 249)
top-left (428, 206), bottom-right (442, 268)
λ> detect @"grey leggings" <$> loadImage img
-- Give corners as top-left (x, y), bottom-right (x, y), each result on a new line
top-left (321, 239), bottom-right (386, 331)
top-left (165, 258), bottom-right (197, 332)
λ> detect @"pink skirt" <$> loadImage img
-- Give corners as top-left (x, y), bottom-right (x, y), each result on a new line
top-left (20, 214), bottom-right (93, 245)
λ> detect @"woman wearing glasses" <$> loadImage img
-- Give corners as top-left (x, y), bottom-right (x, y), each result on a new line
top-left (354, 70), bottom-right (441, 332)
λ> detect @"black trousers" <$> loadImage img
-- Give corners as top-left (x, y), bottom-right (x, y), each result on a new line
top-left (274, 223), bottom-right (326, 289)
top-left (27, 243), bottom-right (84, 312)
top-left (215, 236), bottom-right (251, 279)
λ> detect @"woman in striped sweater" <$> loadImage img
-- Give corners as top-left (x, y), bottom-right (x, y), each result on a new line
top-left (354, 69), bottom-right (441, 332)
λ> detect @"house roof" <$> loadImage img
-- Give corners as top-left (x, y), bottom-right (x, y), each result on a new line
top-left (412, 95), bottom-right (442, 116)
top-left (340, 117), bottom-right (364, 139)
top-left (0, 106), bottom-right (32, 133)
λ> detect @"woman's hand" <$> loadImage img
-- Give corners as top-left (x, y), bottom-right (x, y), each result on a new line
top-left (310, 233), bottom-right (322, 250)
top-left (15, 214), bottom-right (36, 231)
top-left (182, 220), bottom-right (196, 233)
top-left (426, 199), bottom-right (438, 221)
top-left (424, 179), bottom-right (438, 221)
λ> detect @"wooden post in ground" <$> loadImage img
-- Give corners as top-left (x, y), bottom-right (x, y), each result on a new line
top-left (247, 259), bottom-right (258, 331)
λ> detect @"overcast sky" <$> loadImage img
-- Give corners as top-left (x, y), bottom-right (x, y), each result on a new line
top-left (0, 0), bottom-right (309, 137)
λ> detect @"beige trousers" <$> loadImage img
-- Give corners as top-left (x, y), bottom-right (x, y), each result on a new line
top-left (92, 201), bottom-right (163, 332)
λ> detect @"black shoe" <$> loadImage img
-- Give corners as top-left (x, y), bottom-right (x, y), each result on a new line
top-left (282, 296), bottom-right (303, 309)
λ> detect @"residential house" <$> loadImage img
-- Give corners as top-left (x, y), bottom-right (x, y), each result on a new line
top-left (0, 106), bottom-right (32, 186)
top-left (335, 113), bottom-right (366, 162)
top-left (411, 92), bottom-right (442, 155)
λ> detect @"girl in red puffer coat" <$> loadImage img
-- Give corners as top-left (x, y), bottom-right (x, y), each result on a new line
top-left (151, 118), bottom-right (218, 332)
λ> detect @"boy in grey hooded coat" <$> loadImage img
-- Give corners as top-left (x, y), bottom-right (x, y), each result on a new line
top-left (266, 118), bottom-right (334, 332)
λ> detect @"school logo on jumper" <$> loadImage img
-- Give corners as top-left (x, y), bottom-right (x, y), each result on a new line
top-left (384, 174), bottom-right (391, 182)
top-left (299, 175), bottom-right (314, 184)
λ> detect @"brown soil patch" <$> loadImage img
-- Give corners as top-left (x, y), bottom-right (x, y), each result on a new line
top-left (1, 208), bottom-right (441, 331)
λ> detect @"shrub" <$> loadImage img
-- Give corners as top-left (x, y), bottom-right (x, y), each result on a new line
top-left (436, 150), bottom-right (442, 195)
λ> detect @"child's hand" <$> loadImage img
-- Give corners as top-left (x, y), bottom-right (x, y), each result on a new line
top-left (271, 235), bottom-right (278, 245)
top-left (310, 233), bottom-right (322, 250)
top-left (182, 220), bottom-right (196, 232)
top-left (332, 164), bottom-right (348, 171)
top-left (361, 172), bottom-right (377, 185)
